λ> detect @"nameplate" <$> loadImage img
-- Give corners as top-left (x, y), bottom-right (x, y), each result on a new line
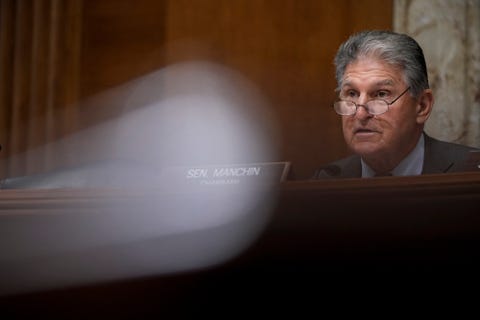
top-left (160, 162), bottom-right (290, 188)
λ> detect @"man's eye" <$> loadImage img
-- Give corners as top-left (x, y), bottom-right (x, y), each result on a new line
top-left (345, 90), bottom-right (357, 98)
top-left (376, 91), bottom-right (389, 98)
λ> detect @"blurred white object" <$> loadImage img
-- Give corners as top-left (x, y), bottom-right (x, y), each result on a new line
top-left (0, 61), bottom-right (281, 295)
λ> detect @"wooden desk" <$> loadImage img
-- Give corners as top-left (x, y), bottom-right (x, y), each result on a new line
top-left (2, 173), bottom-right (480, 316)
top-left (260, 172), bottom-right (480, 265)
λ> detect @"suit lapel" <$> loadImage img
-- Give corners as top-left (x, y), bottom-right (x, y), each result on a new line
top-left (422, 134), bottom-right (455, 174)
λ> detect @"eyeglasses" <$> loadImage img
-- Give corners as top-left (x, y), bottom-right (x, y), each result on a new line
top-left (333, 86), bottom-right (411, 116)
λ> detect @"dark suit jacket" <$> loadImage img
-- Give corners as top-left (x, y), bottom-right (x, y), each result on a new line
top-left (313, 134), bottom-right (479, 179)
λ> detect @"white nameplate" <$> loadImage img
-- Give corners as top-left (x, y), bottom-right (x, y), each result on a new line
top-left (161, 162), bottom-right (290, 188)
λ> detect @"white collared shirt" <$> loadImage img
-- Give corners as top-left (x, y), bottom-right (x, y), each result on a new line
top-left (361, 134), bottom-right (425, 177)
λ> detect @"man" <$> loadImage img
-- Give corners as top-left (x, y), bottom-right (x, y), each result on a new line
top-left (314, 30), bottom-right (478, 179)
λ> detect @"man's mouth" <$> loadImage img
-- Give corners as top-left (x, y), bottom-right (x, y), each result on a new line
top-left (354, 128), bottom-right (376, 134)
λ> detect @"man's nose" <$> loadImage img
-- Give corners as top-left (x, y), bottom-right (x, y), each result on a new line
top-left (354, 104), bottom-right (371, 119)
top-left (352, 93), bottom-right (370, 118)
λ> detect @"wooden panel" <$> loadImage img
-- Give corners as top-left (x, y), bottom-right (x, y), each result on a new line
top-left (0, 0), bottom-right (82, 177)
top-left (80, 0), bottom-right (167, 98)
top-left (1, 0), bottom-right (392, 179)
top-left (0, 0), bottom-right (15, 178)
top-left (157, 0), bottom-right (393, 179)
top-left (79, 0), bottom-right (392, 179)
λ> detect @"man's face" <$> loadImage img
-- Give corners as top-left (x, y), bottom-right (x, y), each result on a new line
top-left (339, 57), bottom-right (427, 165)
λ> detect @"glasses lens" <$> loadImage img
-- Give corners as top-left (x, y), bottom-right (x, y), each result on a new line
top-left (334, 101), bottom-right (356, 115)
top-left (366, 100), bottom-right (388, 115)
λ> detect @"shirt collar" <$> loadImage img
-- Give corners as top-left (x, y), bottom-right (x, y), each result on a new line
top-left (361, 134), bottom-right (425, 177)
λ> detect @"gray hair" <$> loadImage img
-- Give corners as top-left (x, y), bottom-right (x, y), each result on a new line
top-left (334, 30), bottom-right (429, 97)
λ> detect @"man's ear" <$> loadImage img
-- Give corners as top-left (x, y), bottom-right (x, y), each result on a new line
top-left (416, 89), bottom-right (434, 124)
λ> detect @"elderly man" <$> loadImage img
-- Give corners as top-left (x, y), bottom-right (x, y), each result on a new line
top-left (314, 30), bottom-right (478, 178)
